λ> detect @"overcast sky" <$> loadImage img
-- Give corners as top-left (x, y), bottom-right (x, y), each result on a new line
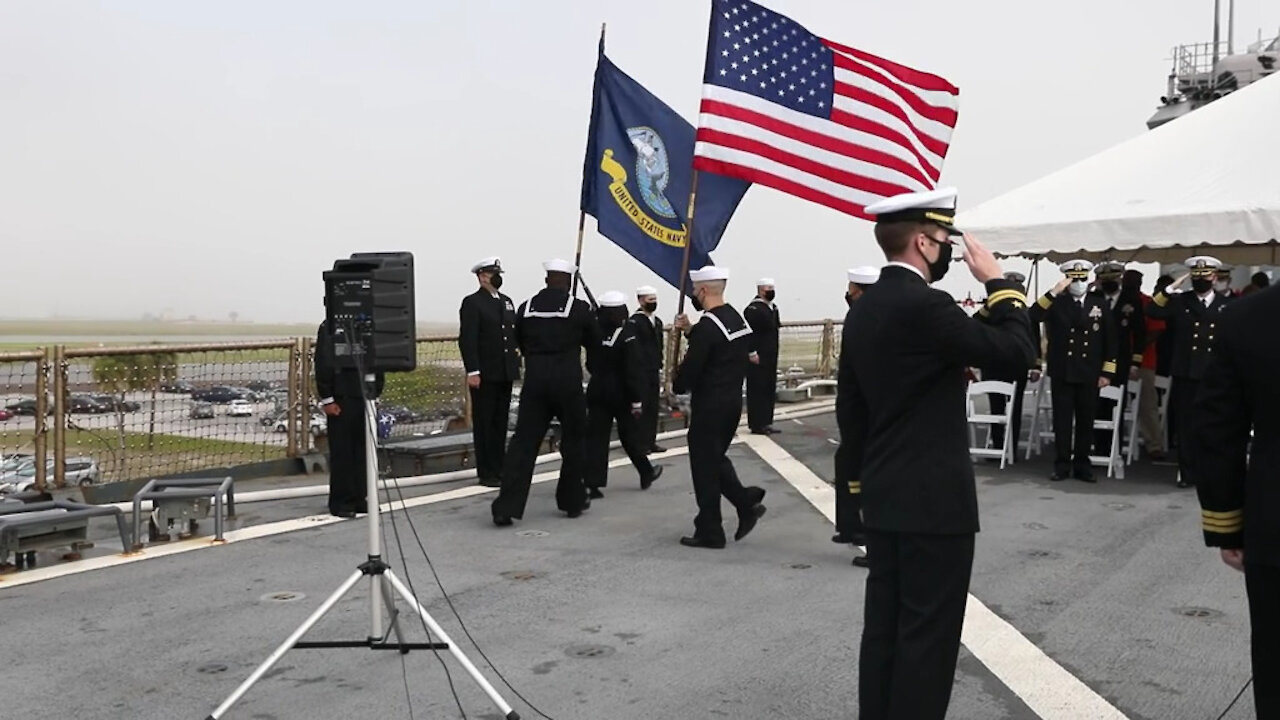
top-left (2, 0), bottom-right (1276, 324)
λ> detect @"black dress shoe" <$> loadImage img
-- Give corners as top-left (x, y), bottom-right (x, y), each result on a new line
top-left (330, 509), bottom-right (357, 519)
top-left (765, 426), bottom-right (782, 435)
top-left (852, 555), bottom-right (869, 568)
top-left (734, 504), bottom-right (767, 541)
top-left (1050, 472), bottom-right (1067, 482)
top-left (492, 515), bottom-right (514, 527)
top-left (641, 464), bottom-right (664, 490)
top-left (566, 499), bottom-right (590, 518)
top-left (649, 444), bottom-right (667, 454)
top-left (588, 488), bottom-right (605, 499)
top-left (1077, 474), bottom-right (1097, 484)
top-left (478, 477), bottom-right (501, 488)
top-left (679, 535), bottom-right (726, 549)
top-left (353, 502), bottom-right (369, 514)
top-left (831, 531), bottom-right (867, 545)
top-left (750, 428), bottom-right (770, 435)
top-left (1176, 479), bottom-right (1194, 489)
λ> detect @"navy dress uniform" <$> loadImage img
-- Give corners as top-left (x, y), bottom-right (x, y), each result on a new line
top-left (629, 285), bottom-right (665, 453)
top-left (834, 266), bottom-right (880, 567)
top-left (977, 270), bottom-right (1035, 454)
top-left (1092, 261), bottom-right (1147, 454)
top-left (1190, 285), bottom-right (1280, 718)
top-left (743, 278), bottom-right (781, 434)
top-left (315, 320), bottom-right (385, 517)
top-left (673, 266), bottom-right (767, 549)
top-left (1029, 260), bottom-right (1117, 482)
top-left (844, 188), bottom-right (1036, 720)
top-left (584, 291), bottom-right (662, 497)
top-left (458, 257), bottom-right (520, 487)
top-left (491, 259), bottom-right (598, 525)
top-left (1147, 255), bottom-right (1234, 488)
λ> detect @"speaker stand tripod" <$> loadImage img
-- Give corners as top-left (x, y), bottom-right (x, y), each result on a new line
top-left (207, 395), bottom-right (519, 719)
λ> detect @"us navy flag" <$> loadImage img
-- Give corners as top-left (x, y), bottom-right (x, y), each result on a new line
top-left (580, 46), bottom-right (750, 296)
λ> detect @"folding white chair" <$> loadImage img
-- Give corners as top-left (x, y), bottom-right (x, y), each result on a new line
top-left (968, 381), bottom-right (1016, 469)
top-left (1024, 376), bottom-right (1055, 460)
top-left (1154, 375), bottom-right (1173, 446)
top-left (1123, 379), bottom-right (1143, 465)
top-left (1089, 385), bottom-right (1126, 479)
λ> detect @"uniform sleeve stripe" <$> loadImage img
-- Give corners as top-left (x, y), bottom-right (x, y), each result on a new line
top-left (1131, 354), bottom-right (1144, 363)
top-left (1152, 292), bottom-right (1168, 307)
top-left (1202, 509), bottom-right (1244, 520)
top-left (1037, 293), bottom-right (1053, 310)
top-left (986, 290), bottom-right (1027, 307)
top-left (848, 482), bottom-right (861, 493)
top-left (1102, 361), bottom-right (1117, 374)
top-left (1203, 520), bottom-right (1245, 533)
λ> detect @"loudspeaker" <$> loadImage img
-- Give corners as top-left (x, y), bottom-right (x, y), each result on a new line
top-left (323, 252), bottom-right (416, 373)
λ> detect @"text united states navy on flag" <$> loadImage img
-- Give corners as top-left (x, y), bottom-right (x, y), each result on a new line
top-left (693, 0), bottom-right (960, 220)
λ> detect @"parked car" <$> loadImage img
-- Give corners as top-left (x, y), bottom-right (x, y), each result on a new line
top-left (66, 394), bottom-right (111, 414)
top-left (0, 408), bottom-right (12, 421)
top-left (191, 386), bottom-right (247, 403)
top-left (0, 456), bottom-right (100, 491)
top-left (159, 381), bottom-right (195, 394)
top-left (190, 402), bottom-right (215, 419)
top-left (227, 399), bottom-right (254, 417)
top-left (86, 394), bottom-right (142, 412)
top-left (5, 398), bottom-right (50, 416)
top-left (380, 404), bottom-right (426, 423)
top-left (274, 414), bottom-right (325, 436)
top-left (245, 380), bottom-right (283, 393)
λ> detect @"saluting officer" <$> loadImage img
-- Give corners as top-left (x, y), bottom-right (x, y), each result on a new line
top-left (672, 266), bottom-right (767, 549)
top-left (584, 291), bottom-right (663, 498)
top-left (976, 270), bottom-right (1036, 456)
top-left (744, 277), bottom-right (781, 435)
top-left (844, 188), bottom-right (1036, 719)
top-left (1029, 260), bottom-right (1117, 483)
top-left (629, 285), bottom-right (666, 453)
top-left (1147, 255), bottom-right (1233, 488)
top-left (835, 266), bottom-right (879, 569)
top-left (491, 259), bottom-right (598, 525)
top-left (1190, 283), bottom-right (1280, 717)
top-left (1092, 261), bottom-right (1146, 455)
top-left (458, 257), bottom-right (520, 488)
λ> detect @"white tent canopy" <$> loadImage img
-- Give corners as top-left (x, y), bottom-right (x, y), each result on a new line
top-left (957, 71), bottom-right (1280, 265)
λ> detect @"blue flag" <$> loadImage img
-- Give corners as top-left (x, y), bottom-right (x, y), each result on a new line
top-left (580, 48), bottom-right (750, 296)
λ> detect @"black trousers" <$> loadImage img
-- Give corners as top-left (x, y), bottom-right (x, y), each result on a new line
top-left (325, 396), bottom-right (368, 514)
top-left (640, 372), bottom-right (661, 449)
top-left (833, 440), bottom-right (864, 537)
top-left (1051, 378), bottom-right (1097, 477)
top-left (989, 376), bottom-right (1026, 453)
top-left (1246, 562), bottom-right (1280, 718)
top-left (492, 373), bottom-right (588, 519)
top-left (470, 379), bottom-right (512, 482)
top-left (1172, 377), bottom-right (1200, 485)
top-left (745, 361), bottom-right (777, 430)
top-left (688, 397), bottom-right (754, 543)
top-left (584, 396), bottom-right (654, 488)
top-left (860, 531), bottom-right (974, 720)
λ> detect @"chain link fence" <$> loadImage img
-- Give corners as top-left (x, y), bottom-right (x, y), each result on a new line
top-left (2, 322), bottom-right (841, 494)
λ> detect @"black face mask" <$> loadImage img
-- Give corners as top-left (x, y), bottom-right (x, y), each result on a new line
top-left (926, 239), bottom-right (952, 283)
top-left (1100, 280), bottom-right (1119, 294)
top-left (845, 293), bottom-right (855, 307)
top-left (642, 301), bottom-right (657, 313)
top-left (1192, 278), bottom-right (1214, 294)
top-left (763, 290), bottom-right (776, 302)
top-left (489, 273), bottom-right (503, 290)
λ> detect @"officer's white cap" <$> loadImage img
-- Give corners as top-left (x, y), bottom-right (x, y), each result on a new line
top-left (1094, 261), bottom-right (1125, 276)
top-left (1059, 259), bottom-right (1094, 275)
top-left (1186, 256), bottom-right (1222, 273)
top-left (542, 258), bottom-right (576, 274)
top-left (689, 265), bottom-right (730, 283)
top-left (470, 257), bottom-right (502, 273)
top-left (847, 266), bottom-right (880, 285)
top-left (864, 187), bottom-right (961, 235)
top-left (598, 291), bottom-right (627, 307)
top-left (757, 277), bottom-right (775, 287)
top-left (1003, 270), bottom-right (1027, 283)
top-left (635, 285), bottom-right (658, 297)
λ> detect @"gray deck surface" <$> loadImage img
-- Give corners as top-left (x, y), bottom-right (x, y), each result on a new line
top-left (0, 410), bottom-right (1256, 720)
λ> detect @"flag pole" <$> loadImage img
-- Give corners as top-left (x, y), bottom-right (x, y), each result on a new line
top-left (572, 21), bottom-right (607, 300)
top-left (668, 169), bottom-right (702, 388)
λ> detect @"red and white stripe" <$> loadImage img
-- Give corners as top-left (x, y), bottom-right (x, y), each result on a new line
top-left (694, 40), bottom-right (959, 220)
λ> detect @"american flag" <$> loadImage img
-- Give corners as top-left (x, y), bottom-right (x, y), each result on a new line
top-left (693, 0), bottom-right (960, 220)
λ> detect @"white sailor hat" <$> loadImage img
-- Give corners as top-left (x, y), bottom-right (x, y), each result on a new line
top-left (864, 187), bottom-right (961, 235)
top-left (470, 256), bottom-right (502, 274)
top-left (757, 277), bottom-right (776, 287)
top-left (847, 266), bottom-right (880, 285)
top-left (1059, 259), bottom-right (1094, 279)
top-left (635, 285), bottom-right (658, 297)
top-left (598, 291), bottom-right (627, 307)
top-left (1094, 261), bottom-right (1125, 277)
top-left (1003, 270), bottom-right (1027, 283)
top-left (1185, 255), bottom-right (1222, 276)
top-left (542, 258), bottom-right (577, 274)
top-left (689, 265), bottom-right (730, 283)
